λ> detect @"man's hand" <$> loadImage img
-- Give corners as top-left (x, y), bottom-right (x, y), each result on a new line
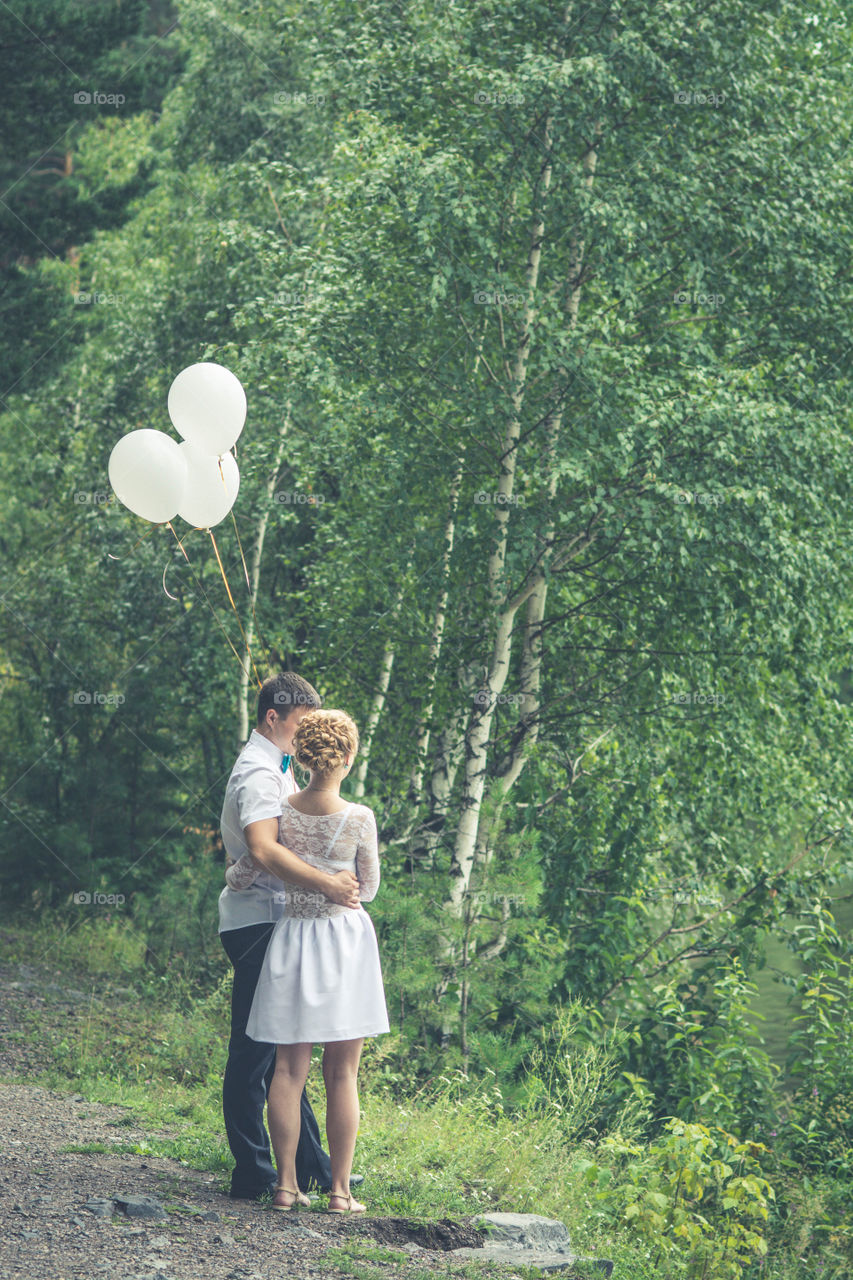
top-left (325, 870), bottom-right (361, 910)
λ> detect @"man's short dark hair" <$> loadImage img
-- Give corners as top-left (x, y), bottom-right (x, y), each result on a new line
top-left (257, 672), bottom-right (322, 725)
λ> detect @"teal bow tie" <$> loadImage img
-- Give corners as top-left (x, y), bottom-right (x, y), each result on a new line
top-left (280, 754), bottom-right (291, 774)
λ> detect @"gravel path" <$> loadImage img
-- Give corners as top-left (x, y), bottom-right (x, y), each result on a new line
top-left (0, 958), bottom-right (506, 1280)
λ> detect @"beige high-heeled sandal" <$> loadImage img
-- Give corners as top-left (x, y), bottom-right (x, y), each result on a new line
top-left (272, 1185), bottom-right (310, 1211)
top-left (327, 1191), bottom-right (366, 1214)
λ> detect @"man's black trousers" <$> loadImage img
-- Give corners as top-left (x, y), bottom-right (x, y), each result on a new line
top-left (220, 921), bottom-right (332, 1195)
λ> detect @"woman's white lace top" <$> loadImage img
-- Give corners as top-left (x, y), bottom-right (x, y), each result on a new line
top-left (225, 800), bottom-right (380, 918)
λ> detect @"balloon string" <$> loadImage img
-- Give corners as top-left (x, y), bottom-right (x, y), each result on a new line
top-left (228, 508), bottom-right (272, 668)
top-left (209, 528), bottom-right (263, 689)
top-left (107, 521), bottom-right (157, 560)
top-left (167, 521), bottom-right (195, 564)
top-left (164, 523), bottom-right (252, 682)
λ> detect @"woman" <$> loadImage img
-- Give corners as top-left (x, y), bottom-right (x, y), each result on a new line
top-left (229, 708), bottom-right (389, 1214)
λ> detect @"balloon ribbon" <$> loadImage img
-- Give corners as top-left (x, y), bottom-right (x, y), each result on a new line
top-left (208, 527), bottom-right (262, 689)
top-left (164, 522), bottom-right (253, 682)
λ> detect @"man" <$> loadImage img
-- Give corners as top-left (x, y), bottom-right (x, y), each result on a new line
top-left (218, 670), bottom-right (364, 1200)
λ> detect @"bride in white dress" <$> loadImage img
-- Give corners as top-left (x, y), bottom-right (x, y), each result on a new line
top-left (229, 708), bottom-right (389, 1214)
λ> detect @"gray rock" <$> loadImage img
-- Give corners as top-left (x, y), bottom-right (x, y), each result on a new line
top-left (476, 1212), bottom-right (573, 1251)
top-left (83, 1198), bottom-right (116, 1218)
top-left (114, 1194), bottom-right (168, 1220)
top-left (195, 1210), bottom-right (220, 1222)
top-left (454, 1243), bottom-right (614, 1275)
top-left (284, 1226), bottom-right (323, 1240)
top-left (147, 1235), bottom-right (171, 1250)
top-left (450, 1213), bottom-right (614, 1277)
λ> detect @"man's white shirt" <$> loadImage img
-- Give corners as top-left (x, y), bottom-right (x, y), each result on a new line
top-left (218, 729), bottom-right (298, 932)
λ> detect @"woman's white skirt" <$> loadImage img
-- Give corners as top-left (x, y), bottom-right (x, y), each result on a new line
top-left (246, 907), bottom-right (390, 1044)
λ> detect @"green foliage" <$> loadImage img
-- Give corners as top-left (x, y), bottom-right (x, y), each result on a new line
top-left (578, 1120), bottom-right (776, 1280)
top-left (780, 902), bottom-right (853, 1181)
top-left (621, 957), bottom-right (781, 1138)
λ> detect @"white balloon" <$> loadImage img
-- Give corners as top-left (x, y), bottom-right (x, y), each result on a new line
top-left (168, 362), bottom-right (247, 455)
top-left (177, 443), bottom-right (240, 528)
top-left (108, 429), bottom-right (188, 523)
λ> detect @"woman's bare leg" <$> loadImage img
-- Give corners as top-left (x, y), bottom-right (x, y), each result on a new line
top-left (267, 1042), bottom-right (313, 1197)
top-left (322, 1038), bottom-right (364, 1206)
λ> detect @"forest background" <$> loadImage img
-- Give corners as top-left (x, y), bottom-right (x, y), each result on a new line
top-left (1, 3), bottom-right (853, 1277)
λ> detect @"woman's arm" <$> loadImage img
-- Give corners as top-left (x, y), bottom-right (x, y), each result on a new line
top-left (244, 817), bottom-right (361, 908)
top-left (354, 809), bottom-right (381, 902)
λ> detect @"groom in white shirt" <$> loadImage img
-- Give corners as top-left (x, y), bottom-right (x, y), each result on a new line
top-left (219, 671), bottom-right (363, 1200)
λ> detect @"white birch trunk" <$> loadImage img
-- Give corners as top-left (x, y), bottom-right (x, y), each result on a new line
top-left (238, 426), bottom-right (288, 741)
top-left (353, 582), bottom-right (407, 796)
top-left (353, 635), bottom-right (396, 798)
top-left (444, 115), bottom-right (555, 914)
top-left (408, 463), bottom-right (463, 802)
top-left (437, 109), bottom-right (602, 1022)
top-left (479, 121), bottom-right (602, 860)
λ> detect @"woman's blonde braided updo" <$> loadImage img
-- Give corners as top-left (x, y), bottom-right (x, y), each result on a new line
top-left (292, 709), bottom-right (359, 776)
